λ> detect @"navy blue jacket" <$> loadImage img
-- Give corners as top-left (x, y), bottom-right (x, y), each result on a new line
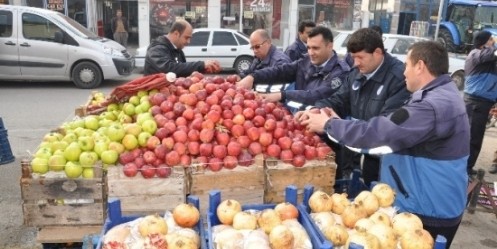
top-left (325, 74), bottom-right (469, 224)
top-left (464, 46), bottom-right (497, 101)
top-left (251, 53), bottom-right (350, 106)
top-left (240, 45), bottom-right (291, 78)
top-left (285, 38), bottom-right (307, 61)
top-left (316, 53), bottom-right (409, 121)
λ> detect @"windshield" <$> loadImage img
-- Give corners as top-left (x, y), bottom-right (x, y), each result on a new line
top-left (475, 6), bottom-right (497, 28)
top-left (54, 12), bottom-right (99, 38)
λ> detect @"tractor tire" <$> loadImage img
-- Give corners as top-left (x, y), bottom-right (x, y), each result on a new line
top-left (438, 29), bottom-right (456, 53)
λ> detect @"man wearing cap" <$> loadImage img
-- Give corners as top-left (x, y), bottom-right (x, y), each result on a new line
top-left (463, 30), bottom-right (497, 175)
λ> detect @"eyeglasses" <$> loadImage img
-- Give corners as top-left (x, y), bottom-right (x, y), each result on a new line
top-left (250, 40), bottom-right (268, 50)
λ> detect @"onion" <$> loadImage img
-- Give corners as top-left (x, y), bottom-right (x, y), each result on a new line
top-left (392, 212), bottom-right (423, 238)
top-left (369, 211), bottom-right (392, 227)
top-left (310, 212), bottom-right (335, 231)
top-left (269, 224), bottom-right (294, 249)
top-left (322, 224), bottom-right (349, 247)
top-left (174, 228), bottom-right (200, 248)
top-left (354, 191), bottom-right (379, 216)
top-left (173, 203), bottom-right (200, 228)
top-left (282, 219), bottom-right (312, 249)
top-left (371, 183), bottom-right (396, 207)
top-left (308, 190), bottom-right (333, 213)
top-left (400, 229), bottom-right (434, 249)
top-left (345, 230), bottom-right (381, 249)
top-left (217, 199), bottom-right (242, 225)
top-left (138, 214), bottom-right (168, 237)
top-left (167, 233), bottom-right (198, 249)
top-left (214, 228), bottom-right (244, 249)
top-left (245, 230), bottom-right (270, 249)
top-left (369, 223), bottom-right (397, 249)
top-left (232, 211), bottom-right (258, 230)
top-left (274, 202), bottom-right (299, 220)
top-left (258, 209), bottom-right (282, 234)
top-left (341, 203), bottom-right (368, 228)
top-left (331, 193), bottom-right (350, 214)
top-left (354, 218), bottom-right (375, 232)
top-left (103, 224), bottom-right (131, 246)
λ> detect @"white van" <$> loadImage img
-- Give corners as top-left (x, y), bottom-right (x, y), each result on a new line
top-left (0, 5), bottom-right (134, 88)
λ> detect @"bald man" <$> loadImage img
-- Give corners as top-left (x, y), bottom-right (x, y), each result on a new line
top-left (239, 29), bottom-right (291, 93)
top-left (144, 20), bottom-right (220, 77)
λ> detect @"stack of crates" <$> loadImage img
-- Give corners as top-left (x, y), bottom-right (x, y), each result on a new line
top-left (0, 117), bottom-right (15, 165)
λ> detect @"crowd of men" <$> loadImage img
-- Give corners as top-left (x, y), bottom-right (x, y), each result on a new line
top-left (142, 19), bottom-right (497, 248)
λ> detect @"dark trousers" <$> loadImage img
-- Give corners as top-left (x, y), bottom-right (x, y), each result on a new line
top-left (465, 94), bottom-right (495, 172)
top-left (424, 220), bottom-right (461, 249)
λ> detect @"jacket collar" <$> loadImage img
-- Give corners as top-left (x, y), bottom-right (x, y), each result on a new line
top-left (411, 74), bottom-right (452, 102)
top-left (354, 53), bottom-right (396, 83)
top-left (296, 38), bottom-right (307, 52)
top-left (256, 45), bottom-right (278, 66)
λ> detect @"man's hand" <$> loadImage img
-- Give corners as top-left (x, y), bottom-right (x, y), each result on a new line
top-left (300, 109), bottom-right (337, 134)
top-left (294, 110), bottom-right (310, 124)
top-left (258, 92), bottom-right (282, 103)
top-left (236, 75), bottom-right (254, 89)
top-left (204, 60), bottom-right (221, 73)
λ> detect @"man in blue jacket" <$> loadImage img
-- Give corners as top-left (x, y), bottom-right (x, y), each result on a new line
top-left (314, 28), bottom-right (410, 186)
top-left (298, 41), bottom-right (469, 248)
top-left (463, 30), bottom-right (497, 175)
top-left (239, 29), bottom-right (291, 93)
top-left (237, 26), bottom-right (350, 109)
top-left (285, 20), bottom-right (316, 61)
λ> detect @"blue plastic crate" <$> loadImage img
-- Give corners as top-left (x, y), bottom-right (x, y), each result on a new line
top-left (95, 195), bottom-right (207, 249)
top-left (300, 185), bottom-right (448, 249)
top-left (0, 129), bottom-right (14, 165)
top-left (207, 185), bottom-right (333, 249)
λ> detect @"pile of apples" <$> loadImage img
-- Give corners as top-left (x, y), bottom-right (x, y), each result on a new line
top-left (30, 72), bottom-right (332, 179)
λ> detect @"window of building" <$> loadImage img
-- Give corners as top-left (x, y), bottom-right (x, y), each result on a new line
top-left (25, 0), bottom-right (44, 8)
top-left (212, 31), bottom-right (237, 46)
top-left (22, 13), bottom-right (62, 42)
top-left (0, 10), bottom-right (13, 37)
top-left (190, 31), bottom-right (209, 46)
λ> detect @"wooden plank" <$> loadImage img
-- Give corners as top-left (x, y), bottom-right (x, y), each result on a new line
top-left (37, 225), bottom-right (101, 243)
top-left (23, 202), bottom-right (104, 227)
top-left (21, 177), bottom-right (104, 200)
top-left (107, 165), bottom-right (186, 214)
top-left (264, 159), bottom-right (336, 204)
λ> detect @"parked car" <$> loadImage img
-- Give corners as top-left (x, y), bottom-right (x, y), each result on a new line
top-left (333, 31), bottom-right (467, 90)
top-left (135, 28), bottom-right (254, 74)
top-left (0, 5), bottom-right (134, 89)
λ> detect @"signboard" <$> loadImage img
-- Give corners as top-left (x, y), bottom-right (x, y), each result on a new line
top-left (195, 6), bottom-right (206, 14)
top-left (185, 11), bottom-right (196, 19)
top-left (47, 0), bottom-right (64, 12)
top-left (243, 11), bottom-right (254, 19)
top-left (250, 0), bottom-right (271, 12)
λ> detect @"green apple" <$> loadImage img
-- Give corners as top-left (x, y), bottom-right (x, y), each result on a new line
top-left (122, 134), bottom-right (138, 150)
top-left (98, 119), bottom-right (113, 127)
top-left (141, 119), bottom-right (157, 135)
top-left (31, 157), bottom-right (49, 174)
top-left (107, 103), bottom-right (119, 112)
top-left (149, 89), bottom-right (159, 95)
top-left (108, 141), bottom-right (125, 154)
top-left (140, 95), bottom-right (149, 103)
top-left (84, 115), bottom-right (100, 130)
top-left (78, 136), bottom-right (95, 151)
top-left (82, 168), bottom-right (94, 178)
top-left (134, 105), bottom-right (145, 114)
top-left (118, 113), bottom-right (132, 124)
top-left (79, 151), bottom-right (98, 168)
top-left (139, 101), bottom-right (151, 112)
top-left (100, 111), bottom-right (117, 121)
top-left (137, 132), bottom-right (152, 147)
top-left (70, 119), bottom-right (86, 129)
top-left (107, 123), bottom-right (125, 142)
top-left (129, 95), bottom-right (140, 106)
top-left (35, 147), bottom-right (52, 159)
top-left (122, 103), bottom-right (136, 116)
top-left (101, 150), bottom-right (119, 164)
top-left (38, 141), bottom-right (52, 149)
top-left (48, 154), bottom-right (66, 171)
top-left (64, 142), bottom-right (82, 162)
top-left (62, 133), bottom-right (78, 144)
top-left (53, 149), bottom-right (64, 156)
top-left (136, 112), bottom-right (153, 125)
top-left (137, 90), bottom-right (148, 98)
top-left (43, 132), bottom-right (61, 143)
top-left (64, 161), bottom-right (83, 178)
top-left (93, 141), bottom-right (109, 157)
top-left (50, 141), bottom-right (68, 153)
top-left (124, 123), bottom-right (142, 136)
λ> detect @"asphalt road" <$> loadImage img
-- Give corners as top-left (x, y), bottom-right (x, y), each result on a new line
top-left (0, 74), bottom-right (496, 248)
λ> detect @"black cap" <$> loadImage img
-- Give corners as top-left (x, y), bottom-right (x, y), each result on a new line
top-left (473, 31), bottom-right (492, 48)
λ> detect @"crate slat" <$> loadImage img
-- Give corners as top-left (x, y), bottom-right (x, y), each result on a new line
top-left (21, 177), bottom-right (104, 200)
top-left (264, 159), bottom-right (336, 204)
top-left (24, 202), bottom-right (104, 226)
top-left (37, 225), bottom-right (102, 243)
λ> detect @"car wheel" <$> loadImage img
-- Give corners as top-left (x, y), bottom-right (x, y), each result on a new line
top-left (234, 56), bottom-right (253, 74)
top-left (71, 61), bottom-right (103, 89)
top-left (451, 70), bottom-right (465, 91)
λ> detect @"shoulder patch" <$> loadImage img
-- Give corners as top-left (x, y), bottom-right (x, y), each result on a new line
top-left (331, 77), bottom-right (342, 89)
top-left (390, 108), bottom-right (409, 125)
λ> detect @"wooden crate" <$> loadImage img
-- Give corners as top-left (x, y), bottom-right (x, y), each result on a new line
top-left (107, 165), bottom-right (186, 215)
top-left (264, 158), bottom-right (336, 204)
top-left (188, 155), bottom-right (265, 215)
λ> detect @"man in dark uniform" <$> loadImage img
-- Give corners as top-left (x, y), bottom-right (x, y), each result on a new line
top-left (239, 29), bottom-right (291, 93)
top-left (315, 28), bottom-right (410, 186)
top-left (237, 26), bottom-right (349, 109)
top-left (285, 20), bottom-right (316, 62)
top-left (143, 20), bottom-right (220, 77)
